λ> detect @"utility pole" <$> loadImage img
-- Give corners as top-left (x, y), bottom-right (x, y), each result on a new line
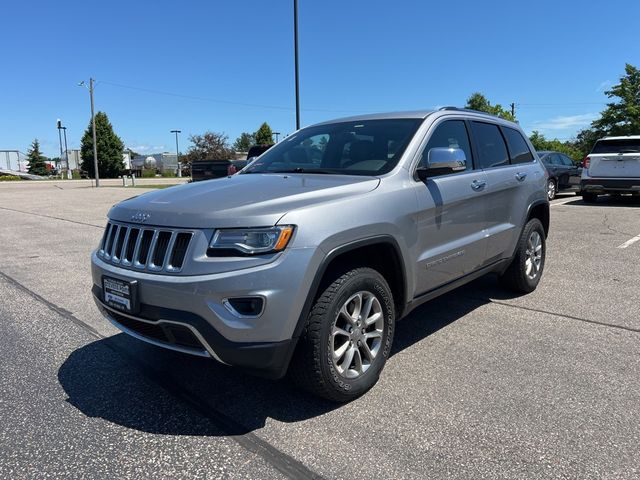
top-left (56, 119), bottom-right (64, 173)
top-left (510, 102), bottom-right (516, 118)
top-left (293, 0), bottom-right (300, 130)
top-left (171, 130), bottom-right (181, 177)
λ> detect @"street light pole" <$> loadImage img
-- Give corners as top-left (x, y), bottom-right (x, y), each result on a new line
top-left (171, 130), bottom-right (181, 177)
top-left (89, 78), bottom-right (99, 186)
top-left (62, 126), bottom-right (69, 178)
top-left (293, 0), bottom-right (301, 130)
top-left (56, 119), bottom-right (64, 173)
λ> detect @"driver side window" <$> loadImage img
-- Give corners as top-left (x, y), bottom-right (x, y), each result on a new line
top-left (420, 120), bottom-right (473, 174)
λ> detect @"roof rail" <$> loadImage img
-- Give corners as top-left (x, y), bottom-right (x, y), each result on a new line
top-left (438, 106), bottom-right (501, 117)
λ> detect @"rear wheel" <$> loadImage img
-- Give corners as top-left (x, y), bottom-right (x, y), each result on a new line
top-left (582, 192), bottom-right (598, 203)
top-left (499, 218), bottom-right (546, 293)
top-left (547, 179), bottom-right (557, 200)
top-left (289, 267), bottom-right (395, 402)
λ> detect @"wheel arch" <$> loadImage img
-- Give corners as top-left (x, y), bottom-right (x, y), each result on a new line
top-left (526, 200), bottom-right (550, 238)
top-left (292, 236), bottom-right (408, 341)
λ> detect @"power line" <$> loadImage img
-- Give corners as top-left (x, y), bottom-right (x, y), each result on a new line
top-left (517, 102), bottom-right (607, 107)
top-left (98, 80), bottom-right (374, 114)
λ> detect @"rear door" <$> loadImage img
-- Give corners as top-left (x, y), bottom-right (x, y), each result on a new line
top-left (559, 154), bottom-right (581, 187)
top-left (470, 122), bottom-right (538, 263)
top-left (412, 119), bottom-right (488, 294)
top-left (589, 138), bottom-right (640, 177)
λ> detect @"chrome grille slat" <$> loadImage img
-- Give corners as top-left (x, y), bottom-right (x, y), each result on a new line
top-left (99, 221), bottom-right (193, 273)
top-left (122, 228), bottom-right (140, 265)
top-left (118, 227), bottom-right (132, 263)
top-left (109, 226), bottom-right (121, 258)
top-left (103, 224), bottom-right (117, 259)
top-left (146, 231), bottom-right (161, 271)
top-left (163, 232), bottom-right (178, 269)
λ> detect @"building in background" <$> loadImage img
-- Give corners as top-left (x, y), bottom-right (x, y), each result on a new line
top-left (131, 153), bottom-right (178, 176)
top-left (0, 150), bottom-right (28, 172)
top-left (61, 149), bottom-right (82, 171)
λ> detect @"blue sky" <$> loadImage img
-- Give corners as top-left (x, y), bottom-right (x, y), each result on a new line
top-left (2, 0), bottom-right (639, 158)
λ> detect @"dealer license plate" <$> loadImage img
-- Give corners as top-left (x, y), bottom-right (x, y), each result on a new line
top-left (103, 276), bottom-right (138, 314)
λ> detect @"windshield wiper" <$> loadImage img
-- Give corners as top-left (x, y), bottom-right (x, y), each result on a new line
top-left (619, 149), bottom-right (640, 153)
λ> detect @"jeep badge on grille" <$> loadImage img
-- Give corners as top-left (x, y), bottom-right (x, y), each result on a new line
top-left (131, 212), bottom-right (151, 223)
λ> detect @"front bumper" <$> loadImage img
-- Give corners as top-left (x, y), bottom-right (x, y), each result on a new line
top-left (91, 246), bottom-right (322, 378)
top-left (93, 290), bottom-right (294, 378)
top-left (580, 178), bottom-right (640, 194)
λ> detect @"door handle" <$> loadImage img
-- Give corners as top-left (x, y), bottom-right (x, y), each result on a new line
top-left (515, 172), bottom-right (527, 181)
top-left (471, 179), bottom-right (486, 191)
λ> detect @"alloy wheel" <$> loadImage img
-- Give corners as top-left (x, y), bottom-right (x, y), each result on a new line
top-left (331, 291), bottom-right (384, 379)
top-left (547, 180), bottom-right (556, 200)
top-left (525, 231), bottom-right (543, 279)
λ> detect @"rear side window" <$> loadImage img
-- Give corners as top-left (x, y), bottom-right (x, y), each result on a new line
top-left (470, 122), bottom-right (509, 169)
top-left (503, 127), bottom-right (534, 164)
top-left (421, 120), bottom-right (473, 172)
top-left (560, 154), bottom-right (574, 166)
top-left (591, 139), bottom-right (640, 154)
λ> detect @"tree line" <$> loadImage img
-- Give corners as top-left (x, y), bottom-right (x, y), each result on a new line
top-left (464, 63), bottom-right (640, 162)
top-left (26, 63), bottom-right (639, 176)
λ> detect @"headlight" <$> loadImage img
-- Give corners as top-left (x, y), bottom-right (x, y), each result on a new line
top-left (209, 226), bottom-right (295, 255)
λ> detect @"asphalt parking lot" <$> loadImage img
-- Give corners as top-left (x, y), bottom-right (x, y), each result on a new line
top-left (1, 180), bottom-right (639, 479)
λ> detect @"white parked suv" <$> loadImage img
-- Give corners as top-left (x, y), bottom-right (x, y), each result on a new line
top-left (580, 136), bottom-right (640, 202)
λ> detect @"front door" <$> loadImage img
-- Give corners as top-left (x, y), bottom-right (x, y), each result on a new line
top-left (412, 119), bottom-right (488, 296)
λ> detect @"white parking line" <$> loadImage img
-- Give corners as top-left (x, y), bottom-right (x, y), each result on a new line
top-left (617, 234), bottom-right (640, 249)
top-left (551, 197), bottom-right (578, 207)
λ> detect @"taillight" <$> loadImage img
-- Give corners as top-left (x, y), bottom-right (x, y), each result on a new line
top-left (227, 164), bottom-right (238, 175)
top-left (583, 156), bottom-right (590, 169)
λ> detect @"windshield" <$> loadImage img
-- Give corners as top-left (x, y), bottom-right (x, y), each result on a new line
top-left (242, 118), bottom-right (422, 176)
top-left (591, 139), bottom-right (640, 154)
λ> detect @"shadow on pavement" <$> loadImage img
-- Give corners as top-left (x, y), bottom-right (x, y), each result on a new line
top-left (58, 277), bottom-right (502, 436)
top-left (560, 194), bottom-right (640, 207)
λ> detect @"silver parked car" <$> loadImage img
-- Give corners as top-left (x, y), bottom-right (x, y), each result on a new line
top-left (580, 135), bottom-right (640, 202)
top-left (91, 108), bottom-right (549, 401)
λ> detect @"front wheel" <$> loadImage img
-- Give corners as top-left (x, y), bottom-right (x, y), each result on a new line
top-left (289, 267), bottom-right (395, 402)
top-left (499, 218), bottom-right (546, 293)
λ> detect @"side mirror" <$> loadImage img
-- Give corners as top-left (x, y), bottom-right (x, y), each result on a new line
top-left (417, 147), bottom-right (467, 180)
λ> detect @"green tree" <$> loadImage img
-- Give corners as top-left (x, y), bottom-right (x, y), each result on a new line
top-left (254, 122), bottom-right (275, 145)
top-left (26, 139), bottom-right (48, 176)
top-left (233, 132), bottom-right (256, 151)
top-left (591, 63), bottom-right (640, 136)
top-left (465, 92), bottom-right (516, 121)
top-left (185, 131), bottom-right (234, 165)
top-left (528, 131), bottom-right (582, 161)
top-left (80, 111), bottom-right (125, 178)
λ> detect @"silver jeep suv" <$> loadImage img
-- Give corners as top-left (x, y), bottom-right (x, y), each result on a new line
top-left (91, 108), bottom-right (549, 401)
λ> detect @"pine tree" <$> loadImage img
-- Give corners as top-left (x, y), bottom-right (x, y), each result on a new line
top-left (254, 122), bottom-right (275, 145)
top-left (233, 132), bottom-right (256, 151)
top-left (80, 111), bottom-right (125, 178)
top-left (26, 139), bottom-right (48, 176)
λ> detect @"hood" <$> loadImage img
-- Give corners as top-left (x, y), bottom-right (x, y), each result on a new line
top-left (108, 173), bottom-right (380, 228)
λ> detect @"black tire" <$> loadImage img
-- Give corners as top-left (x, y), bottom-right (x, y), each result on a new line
top-left (582, 192), bottom-right (598, 203)
top-left (289, 267), bottom-right (395, 402)
top-left (547, 179), bottom-right (557, 201)
top-left (499, 218), bottom-right (546, 294)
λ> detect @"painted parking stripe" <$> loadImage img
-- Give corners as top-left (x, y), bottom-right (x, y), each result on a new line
top-left (617, 234), bottom-right (640, 249)
top-left (551, 197), bottom-right (578, 206)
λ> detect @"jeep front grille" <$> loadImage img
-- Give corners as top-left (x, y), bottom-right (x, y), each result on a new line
top-left (98, 222), bottom-right (194, 272)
